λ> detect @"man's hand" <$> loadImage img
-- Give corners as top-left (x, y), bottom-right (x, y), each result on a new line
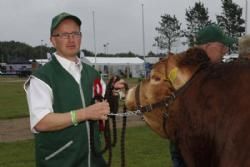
top-left (78, 101), bottom-right (110, 121)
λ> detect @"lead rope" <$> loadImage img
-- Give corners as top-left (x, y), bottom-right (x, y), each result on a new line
top-left (104, 76), bottom-right (120, 167)
top-left (108, 92), bottom-right (119, 147)
top-left (121, 104), bottom-right (127, 167)
top-left (90, 76), bottom-right (128, 167)
top-left (120, 82), bottom-right (128, 167)
top-left (89, 76), bottom-right (114, 166)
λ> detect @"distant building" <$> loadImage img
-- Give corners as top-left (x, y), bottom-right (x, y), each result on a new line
top-left (0, 62), bottom-right (32, 77)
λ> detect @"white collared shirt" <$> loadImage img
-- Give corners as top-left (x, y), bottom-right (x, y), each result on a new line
top-left (24, 53), bottom-right (105, 133)
top-left (54, 53), bottom-right (82, 84)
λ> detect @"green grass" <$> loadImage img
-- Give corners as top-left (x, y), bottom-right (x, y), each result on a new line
top-left (0, 77), bottom-right (29, 119)
top-left (106, 126), bottom-right (172, 167)
top-left (0, 140), bottom-right (35, 167)
top-left (0, 126), bottom-right (172, 167)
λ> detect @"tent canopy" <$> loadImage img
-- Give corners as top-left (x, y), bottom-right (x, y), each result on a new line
top-left (85, 57), bottom-right (144, 64)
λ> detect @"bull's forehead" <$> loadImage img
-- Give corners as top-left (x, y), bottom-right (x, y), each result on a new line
top-left (153, 58), bottom-right (167, 68)
top-left (151, 61), bottom-right (167, 76)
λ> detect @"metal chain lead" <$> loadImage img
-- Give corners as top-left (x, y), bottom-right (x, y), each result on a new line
top-left (108, 110), bottom-right (141, 117)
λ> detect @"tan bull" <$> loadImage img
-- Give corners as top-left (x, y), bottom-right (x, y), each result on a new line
top-left (125, 47), bottom-right (250, 167)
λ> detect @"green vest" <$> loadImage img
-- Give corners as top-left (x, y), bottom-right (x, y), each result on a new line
top-left (32, 56), bottom-right (106, 167)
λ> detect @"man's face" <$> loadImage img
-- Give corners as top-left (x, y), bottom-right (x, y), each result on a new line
top-left (50, 19), bottom-right (82, 60)
top-left (205, 42), bottom-right (228, 63)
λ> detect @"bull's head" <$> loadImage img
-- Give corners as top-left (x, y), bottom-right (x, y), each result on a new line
top-left (125, 47), bottom-right (209, 138)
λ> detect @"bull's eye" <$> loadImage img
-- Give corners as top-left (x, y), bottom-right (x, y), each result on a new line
top-left (154, 77), bottom-right (161, 81)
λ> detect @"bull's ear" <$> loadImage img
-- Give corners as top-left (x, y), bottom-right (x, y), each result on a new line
top-left (165, 53), bottom-right (193, 90)
top-left (165, 54), bottom-right (182, 89)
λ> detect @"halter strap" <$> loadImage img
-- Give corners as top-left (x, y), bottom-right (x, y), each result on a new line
top-left (135, 81), bottom-right (176, 114)
top-left (135, 83), bottom-right (141, 108)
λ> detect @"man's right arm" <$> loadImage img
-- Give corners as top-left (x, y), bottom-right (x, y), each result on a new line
top-left (24, 77), bottom-right (110, 133)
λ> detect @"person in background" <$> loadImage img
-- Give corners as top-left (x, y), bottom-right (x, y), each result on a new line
top-left (24, 12), bottom-right (125, 167)
top-left (195, 25), bottom-right (234, 63)
top-left (169, 24), bottom-right (235, 167)
top-left (238, 34), bottom-right (250, 59)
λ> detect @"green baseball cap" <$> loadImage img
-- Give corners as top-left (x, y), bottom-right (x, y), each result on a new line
top-left (195, 25), bottom-right (235, 46)
top-left (50, 12), bottom-right (81, 35)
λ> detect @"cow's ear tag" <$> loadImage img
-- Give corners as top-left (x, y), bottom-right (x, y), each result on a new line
top-left (168, 67), bottom-right (178, 83)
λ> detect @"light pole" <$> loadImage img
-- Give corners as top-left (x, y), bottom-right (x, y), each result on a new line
top-left (246, 0), bottom-right (248, 34)
top-left (141, 3), bottom-right (146, 77)
top-left (40, 40), bottom-right (43, 60)
top-left (92, 11), bottom-right (97, 67)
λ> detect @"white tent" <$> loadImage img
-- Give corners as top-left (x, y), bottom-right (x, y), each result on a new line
top-left (85, 56), bottom-right (144, 78)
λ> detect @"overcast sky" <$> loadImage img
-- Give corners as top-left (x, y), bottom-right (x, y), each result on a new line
top-left (0, 0), bottom-right (246, 55)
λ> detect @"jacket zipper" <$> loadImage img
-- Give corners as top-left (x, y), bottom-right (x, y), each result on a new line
top-left (45, 140), bottom-right (73, 161)
top-left (79, 83), bottom-right (91, 167)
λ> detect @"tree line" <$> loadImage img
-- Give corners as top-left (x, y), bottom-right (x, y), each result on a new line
top-left (0, 41), bottom-right (146, 63)
top-left (0, 41), bottom-right (55, 63)
top-left (154, 0), bottom-right (245, 53)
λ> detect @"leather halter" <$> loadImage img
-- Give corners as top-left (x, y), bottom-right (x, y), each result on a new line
top-left (134, 82), bottom-right (176, 136)
top-left (135, 83), bottom-right (175, 116)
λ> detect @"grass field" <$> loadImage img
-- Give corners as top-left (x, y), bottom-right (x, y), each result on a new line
top-left (0, 126), bottom-right (172, 167)
top-left (0, 76), bottom-right (173, 167)
top-left (0, 77), bottom-right (29, 119)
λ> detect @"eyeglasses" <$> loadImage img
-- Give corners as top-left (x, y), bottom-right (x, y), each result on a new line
top-left (52, 32), bottom-right (82, 39)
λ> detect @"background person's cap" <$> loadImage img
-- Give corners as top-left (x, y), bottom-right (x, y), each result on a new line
top-left (195, 25), bottom-right (235, 46)
top-left (50, 12), bottom-right (81, 35)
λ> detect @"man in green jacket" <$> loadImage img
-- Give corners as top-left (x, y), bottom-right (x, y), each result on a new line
top-left (24, 12), bottom-right (124, 167)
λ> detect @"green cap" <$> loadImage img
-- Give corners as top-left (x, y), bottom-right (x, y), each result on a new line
top-left (50, 12), bottom-right (81, 35)
top-left (195, 25), bottom-right (235, 46)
